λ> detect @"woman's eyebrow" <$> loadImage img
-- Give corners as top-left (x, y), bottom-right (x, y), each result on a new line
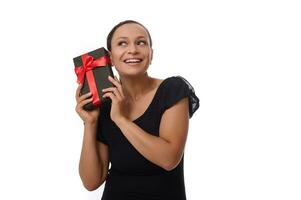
top-left (116, 37), bottom-right (127, 40)
top-left (116, 36), bottom-right (146, 40)
top-left (136, 36), bottom-right (146, 39)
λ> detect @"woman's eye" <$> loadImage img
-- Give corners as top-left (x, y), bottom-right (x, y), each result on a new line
top-left (118, 41), bottom-right (127, 46)
top-left (137, 40), bottom-right (146, 45)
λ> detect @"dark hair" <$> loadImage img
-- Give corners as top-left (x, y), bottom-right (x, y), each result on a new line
top-left (106, 20), bottom-right (153, 51)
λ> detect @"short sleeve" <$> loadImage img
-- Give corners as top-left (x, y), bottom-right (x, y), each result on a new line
top-left (96, 101), bottom-right (110, 145)
top-left (164, 76), bottom-right (199, 118)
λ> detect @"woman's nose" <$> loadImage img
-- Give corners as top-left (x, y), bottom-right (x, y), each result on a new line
top-left (127, 43), bottom-right (138, 54)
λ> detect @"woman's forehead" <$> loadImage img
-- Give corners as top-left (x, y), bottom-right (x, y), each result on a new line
top-left (112, 23), bottom-right (148, 39)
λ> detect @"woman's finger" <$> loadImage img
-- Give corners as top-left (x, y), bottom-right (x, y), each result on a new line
top-left (78, 96), bottom-right (93, 109)
top-left (102, 87), bottom-right (122, 100)
top-left (111, 87), bottom-right (122, 100)
top-left (75, 84), bottom-right (83, 100)
top-left (103, 92), bottom-right (117, 102)
top-left (108, 76), bottom-right (125, 98)
top-left (78, 92), bottom-right (92, 102)
top-left (114, 76), bottom-right (125, 98)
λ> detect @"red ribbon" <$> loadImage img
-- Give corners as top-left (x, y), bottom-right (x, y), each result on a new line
top-left (75, 53), bottom-right (111, 106)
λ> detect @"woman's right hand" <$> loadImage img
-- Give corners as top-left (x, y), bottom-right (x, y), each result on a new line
top-left (75, 84), bottom-right (100, 125)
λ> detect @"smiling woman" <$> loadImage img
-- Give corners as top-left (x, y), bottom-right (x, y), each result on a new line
top-left (107, 21), bottom-right (153, 79)
top-left (75, 20), bottom-right (199, 200)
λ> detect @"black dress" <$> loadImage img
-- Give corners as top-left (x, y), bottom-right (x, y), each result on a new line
top-left (96, 76), bottom-right (199, 200)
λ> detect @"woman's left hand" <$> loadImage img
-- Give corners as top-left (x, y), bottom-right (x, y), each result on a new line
top-left (102, 75), bottom-right (128, 123)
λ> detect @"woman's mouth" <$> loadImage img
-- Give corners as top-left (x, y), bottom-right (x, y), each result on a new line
top-left (124, 58), bottom-right (143, 65)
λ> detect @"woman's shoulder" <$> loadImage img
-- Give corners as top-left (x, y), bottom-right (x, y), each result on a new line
top-left (159, 75), bottom-right (192, 89)
top-left (159, 75), bottom-right (199, 118)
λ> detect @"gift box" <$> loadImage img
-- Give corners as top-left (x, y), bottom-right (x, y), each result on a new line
top-left (73, 47), bottom-right (114, 111)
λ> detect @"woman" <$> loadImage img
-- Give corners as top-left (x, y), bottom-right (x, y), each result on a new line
top-left (75, 20), bottom-right (199, 200)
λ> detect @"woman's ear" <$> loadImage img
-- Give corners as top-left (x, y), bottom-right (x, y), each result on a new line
top-left (109, 51), bottom-right (114, 66)
top-left (150, 49), bottom-right (153, 65)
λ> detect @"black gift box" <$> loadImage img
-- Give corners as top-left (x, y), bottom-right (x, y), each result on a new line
top-left (73, 47), bottom-right (114, 111)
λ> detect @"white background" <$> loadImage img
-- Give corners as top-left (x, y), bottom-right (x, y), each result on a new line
top-left (0, 0), bottom-right (300, 199)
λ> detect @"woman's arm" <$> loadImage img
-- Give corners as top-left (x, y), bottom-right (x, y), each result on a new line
top-left (115, 97), bottom-right (189, 171)
top-left (79, 122), bottom-right (109, 191)
top-left (75, 84), bottom-right (109, 191)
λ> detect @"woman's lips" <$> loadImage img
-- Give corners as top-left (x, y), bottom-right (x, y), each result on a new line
top-left (124, 58), bottom-right (142, 63)
top-left (123, 58), bottom-right (143, 65)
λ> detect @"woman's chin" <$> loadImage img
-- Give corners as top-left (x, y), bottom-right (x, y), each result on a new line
top-left (117, 66), bottom-right (149, 77)
top-left (118, 70), bottom-right (148, 78)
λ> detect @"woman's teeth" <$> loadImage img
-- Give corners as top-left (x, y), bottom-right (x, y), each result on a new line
top-left (124, 58), bottom-right (142, 63)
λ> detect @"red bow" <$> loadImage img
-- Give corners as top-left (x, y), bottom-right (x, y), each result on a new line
top-left (75, 53), bottom-right (111, 106)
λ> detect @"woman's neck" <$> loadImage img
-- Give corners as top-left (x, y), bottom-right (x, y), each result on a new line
top-left (120, 73), bottom-right (155, 102)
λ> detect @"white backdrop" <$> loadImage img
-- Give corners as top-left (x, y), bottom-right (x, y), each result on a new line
top-left (0, 0), bottom-right (300, 199)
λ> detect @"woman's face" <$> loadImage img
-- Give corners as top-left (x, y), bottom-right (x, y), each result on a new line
top-left (110, 23), bottom-right (153, 77)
